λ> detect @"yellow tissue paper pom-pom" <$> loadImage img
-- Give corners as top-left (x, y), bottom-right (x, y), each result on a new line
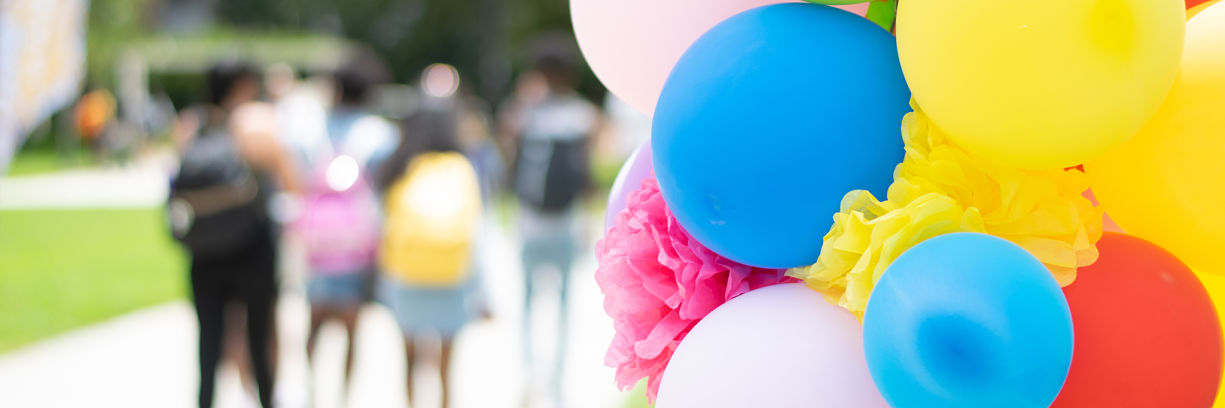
top-left (790, 101), bottom-right (1103, 316)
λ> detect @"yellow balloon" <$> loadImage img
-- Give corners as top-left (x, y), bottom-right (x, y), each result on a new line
top-left (1086, 2), bottom-right (1225, 275)
top-left (895, 0), bottom-right (1185, 169)
top-left (1195, 271), bottom-right (1225, 407)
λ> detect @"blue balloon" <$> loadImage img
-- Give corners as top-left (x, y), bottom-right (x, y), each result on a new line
top-left (862, 233), bottom-right (1074, 408)
top-left (652, 3), bottom-right (911, 269)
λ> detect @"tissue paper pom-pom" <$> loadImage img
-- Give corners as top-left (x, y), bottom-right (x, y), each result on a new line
top-left (798, 191), bottom-right (987, 317)
top-left (596, 176), bottom-right (792, 402)
top-left (790, 101), bottom-right (1103, 316)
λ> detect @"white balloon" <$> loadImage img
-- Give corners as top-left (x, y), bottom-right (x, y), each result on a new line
top-left (656, 283), bottom-right (888, 408)
top-left (570, 1), bottom-right (869, 116)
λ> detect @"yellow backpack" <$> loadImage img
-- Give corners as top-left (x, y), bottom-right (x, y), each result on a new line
top-left (381, 152), bottom-right (482, 287)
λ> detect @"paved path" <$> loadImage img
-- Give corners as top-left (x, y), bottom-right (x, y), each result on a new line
top-left (0, 151), bottom-right (176, 209)
top-left (0, 222), bottom-right (622, 408)
top-left (0, 157), bottom-right (626, 407)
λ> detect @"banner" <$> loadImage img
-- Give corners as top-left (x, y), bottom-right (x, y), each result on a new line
top-left (0, 0), bottom-right (88, 175)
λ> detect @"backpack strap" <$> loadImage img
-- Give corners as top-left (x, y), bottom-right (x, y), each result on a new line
top-left (171, 173), bottom-right (260, 217)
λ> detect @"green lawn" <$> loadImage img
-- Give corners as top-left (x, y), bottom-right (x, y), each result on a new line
top-left (0, 208), bottom-right (187, 352)
top-left (6, 149), bottom-right (94, 177)
top-left (623, 380), bottom-right (652, 408)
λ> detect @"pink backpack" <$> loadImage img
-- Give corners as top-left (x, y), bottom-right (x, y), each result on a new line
top-left (294, 154), bottom-right (382, 275)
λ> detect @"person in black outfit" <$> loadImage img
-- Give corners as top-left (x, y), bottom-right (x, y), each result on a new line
top-left (171, 61), bottom-right (283, 408)
top-left (190, 226), bottom-right (278, 408)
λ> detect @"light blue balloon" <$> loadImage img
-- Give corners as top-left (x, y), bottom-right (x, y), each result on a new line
top-left (652, 3), bottom-right (910, 269)
top-left (862, 233), bottom-right (1074, 408)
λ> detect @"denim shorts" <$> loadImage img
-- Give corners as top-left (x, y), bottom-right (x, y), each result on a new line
top-left (306, 270), bottom-right (371, 307)
top-left (378, 276), bottom-right (476, 339)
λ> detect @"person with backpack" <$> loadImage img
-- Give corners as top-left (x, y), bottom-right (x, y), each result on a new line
top-left (169, 61), bottom-right (295, 408)
top-left (499, 39), bottom-right (601, 405)
top-left (377, 99), bottom-right (485, 408)
top-left (285, 50), bottom-right (399, 401)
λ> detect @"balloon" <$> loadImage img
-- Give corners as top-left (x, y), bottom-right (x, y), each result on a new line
top-left (652, 4), bottom-right (909, 269)
top-left (863, 233), bottom-right (1073, 408)
top-left (605, 141), bottom-right (653, 230)
top-left (834, 2), bottom-right (869, 15)
top-left (1051, 233), bottom-right (1222, 407)
top-left (571, 0), bottom-right (869, 116)
top-left (1086, 2), bottom-right (1225, 275)
top-left (1195, 272), bottom-right (1225, 407)
top-left (895, 0), bottom-right (1185, 169)
top-left (1190, 0), bottom-right (1217, 10)
top-left (655, 283), bottom-right (888, 408)
top-left (1190, 0), bottom-right (1222, 17)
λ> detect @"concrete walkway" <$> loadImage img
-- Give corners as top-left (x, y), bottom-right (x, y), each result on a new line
top-left (0, 221), bottom-right (623, 408)
top-left (0, 158), bottom-right (627, 407)
top-left (0, 150), bottom-right (176, 209)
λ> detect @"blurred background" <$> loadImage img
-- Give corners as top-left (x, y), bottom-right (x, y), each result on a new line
top-left (0, 0), bottom-right (651, 407)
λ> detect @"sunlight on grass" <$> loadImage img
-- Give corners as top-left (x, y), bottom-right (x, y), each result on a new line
top-left (0, 209), bottom-right (186, 352)
top-left (623, 379), bottom-right (652, 408)
top-left (6, 149), bottom-right (93, 177)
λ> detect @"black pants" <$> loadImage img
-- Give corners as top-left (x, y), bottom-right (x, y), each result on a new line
top-left (189, 233), bottom-right (278, 408)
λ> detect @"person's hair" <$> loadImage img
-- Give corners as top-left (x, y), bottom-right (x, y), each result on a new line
top-left (374, 104), bottom-right (460, 192)
top-left (334, 47), bottom-right (390, 106)
top-left (410, 106), bottom-right (461, 154)
top-left (529, 34), bottom-right (579, 89)
top-left (206, 60), bottom-right (259, 107)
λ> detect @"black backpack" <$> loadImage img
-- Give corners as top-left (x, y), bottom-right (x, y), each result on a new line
top-left (168, 129), bottom-right (268, 259)
top-left (513, 137), bottom-right (590, 213)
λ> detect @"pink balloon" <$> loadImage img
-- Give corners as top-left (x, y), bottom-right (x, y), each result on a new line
top-left (605, 141), bottom-right (654, 230)
top-left (572, 0), bottom-right (870, 116)
top-left (655, 283), bottom-right (888, 408)
top-left (835, 2), bottom-right (870, 15)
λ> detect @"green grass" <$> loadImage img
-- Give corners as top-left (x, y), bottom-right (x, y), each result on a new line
top-left (593, 154), bottom-right (626, 191)
top-left (0, 208), bottom-right (187, 352)
top-left (6, 149), bottom-right (94, 177)
top-left (623, 380), bottom-right (652, 408)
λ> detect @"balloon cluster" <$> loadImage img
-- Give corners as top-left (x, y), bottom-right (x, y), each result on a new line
top-left (584, 0), bottom-right (1225, 406)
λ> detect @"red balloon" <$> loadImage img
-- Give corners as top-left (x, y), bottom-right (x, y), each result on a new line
top-left (1052, 233), bottom-right (1223, 407)
top-left (1189, 0), bottom-right (1214, 9)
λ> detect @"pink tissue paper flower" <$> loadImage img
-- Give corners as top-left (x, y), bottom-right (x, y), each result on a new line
top-left (595, 176), bottom-right (794, 402)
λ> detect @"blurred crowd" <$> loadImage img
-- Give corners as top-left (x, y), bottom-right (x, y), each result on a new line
top-left (163, 39), bottom-right (619, 408)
